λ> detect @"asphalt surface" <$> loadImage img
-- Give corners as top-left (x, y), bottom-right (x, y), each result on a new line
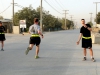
top-left (0, 29), bottom-right (100, 75)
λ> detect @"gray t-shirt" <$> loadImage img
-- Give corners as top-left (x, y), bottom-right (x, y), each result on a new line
top-left (29, 24), bottom-right (40, 34)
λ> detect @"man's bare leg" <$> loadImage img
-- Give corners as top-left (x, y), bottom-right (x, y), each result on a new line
top-left (89, 48), bottom-right (93, 58)
top-left (25, 44), bottom-right (34, 55)
top-left (1, 41), bottom-right (4, 51)
top-left (35, 45), bottom-right (39, 59)
top-left (83, 48), bottom-right (87, 60)
top-left (29, 44), bottom-right (34, 50)
top-left (83, 48), bottom-right (87, 56)
top-left (89, 48), bottom-right (95, 62)
top-left (36, 45), bottom-right (39, 56)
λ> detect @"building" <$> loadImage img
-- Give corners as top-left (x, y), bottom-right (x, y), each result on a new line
top-left (0, 19), bottom-right (12, 33)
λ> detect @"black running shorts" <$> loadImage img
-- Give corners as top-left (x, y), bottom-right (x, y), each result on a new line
top-left (82, 38), bottom-right (92, 49)
top-left (29, 37), bottom-right (41, 46)
top-left (0, 34), bottom-right (6, 41)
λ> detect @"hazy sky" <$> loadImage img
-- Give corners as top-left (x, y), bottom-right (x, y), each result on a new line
top-left (0, 0), bottom-right (100, 27)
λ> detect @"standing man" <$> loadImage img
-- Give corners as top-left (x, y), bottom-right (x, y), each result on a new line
top-left (0, 21), bottom-right (6, 51)
top-left (77, 19), bottom-right (95, 62)
top-left (25, 18), bottom-right (43, 59)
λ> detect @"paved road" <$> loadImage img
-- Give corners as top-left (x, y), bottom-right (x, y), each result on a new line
top-left (0, 29), bottom-right (100, 75)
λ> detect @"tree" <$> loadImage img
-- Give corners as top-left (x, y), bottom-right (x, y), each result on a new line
top-left (87, 21), bottom-right (93, 27)
top-left (60, 18), bottom-right (74, 30)
top-left (95, 12), bottom-right (100, 24)
top-left (14, 5), bottom-right (73, 31)
top-left (14, 5), bottom-right (37, 28)
top-left (42, 13), bottom-right (62, 31)
top-left (0, 16), bottom-right (3, 20)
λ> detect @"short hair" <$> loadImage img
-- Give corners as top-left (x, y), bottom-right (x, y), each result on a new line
top-left (34, 18), bottom-right (39, 23)
top-left (81, 19), bottom-right (85, 21)
top-left (0, 21), bottom-right (2, 24)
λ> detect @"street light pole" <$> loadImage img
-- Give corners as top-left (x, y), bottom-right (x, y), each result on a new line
top-left (93, 2), bottom-right (100, 27)
top-left (40, 0), bottom-right (43, 32)
top-left (89, 13), bottom-right (93, 23)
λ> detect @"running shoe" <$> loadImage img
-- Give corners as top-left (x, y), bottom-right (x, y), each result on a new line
top-left (35, 55), bottom-right (39, 59)
top-left (91, 58), bottom-right (96, 62)
top-left (83, 57), bottom-right (86, 61)
top-left (25, 47), bottom-right (30, 55)
top-left (1, 48), bottom-right (4, 51)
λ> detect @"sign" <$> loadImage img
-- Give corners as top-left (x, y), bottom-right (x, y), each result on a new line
top-left (19, 20), bottom-right (26, 28)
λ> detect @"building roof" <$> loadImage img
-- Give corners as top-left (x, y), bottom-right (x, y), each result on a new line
top-left (0, 19), bottom-right (12, 22)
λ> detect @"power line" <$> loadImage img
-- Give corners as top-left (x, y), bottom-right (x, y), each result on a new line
top-left (55, 0), bottom-right (64, 10)
top-left (58, 0), bottom-right (66, 9)
top-left (49, 0), bottom-right (62, 10)
top-left (49, 0), bottom-right (63, 10)
top-left (44, 0), bottom-right (62, 14)
top-left (0, 5), bottom-right (11, 14)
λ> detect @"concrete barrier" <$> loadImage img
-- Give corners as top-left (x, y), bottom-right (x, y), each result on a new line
top-left (91, 32), bottom-right (100, 44)
top-left (13, 26), bottom-right (20, 34)
top-left (92, 27), bottom-right (100, 33)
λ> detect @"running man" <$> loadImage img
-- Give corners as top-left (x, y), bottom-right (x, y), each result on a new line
top-left (77, 19), bottom-right (95, 62)
top-left (22, 26), bottom-right (25, 35)
top-left (0, 21), bottom-right (6, 51)
top-left (25, 18), bottom-right (43, 59)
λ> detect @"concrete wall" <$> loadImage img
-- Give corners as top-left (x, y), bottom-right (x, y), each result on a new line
top-left (13, 26), bottom-right (20, 34)
top-left (91, 32), bottom-right (100, 44)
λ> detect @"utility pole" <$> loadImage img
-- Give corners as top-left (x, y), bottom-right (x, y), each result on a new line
top-left (70, 15), bottom-right (73, 21)
top-left (89, 13), bottom-right (93, 23)
top-left (12, 0), bottom-right (14, 33)
top-left (73, 19), bottom-right (76, 29)
top-left (70, 15), bottom-right (73, 29)
top-left (93, 2), bottom-right (100, 26)
top-left (40, 0), bottom-right (43, 32)
top-left (12, 0), bottom-right (17, 33)
top-left (63, 10), bottom-right (68, 30)
top-left (76, 22), bottom-right (77, 29)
